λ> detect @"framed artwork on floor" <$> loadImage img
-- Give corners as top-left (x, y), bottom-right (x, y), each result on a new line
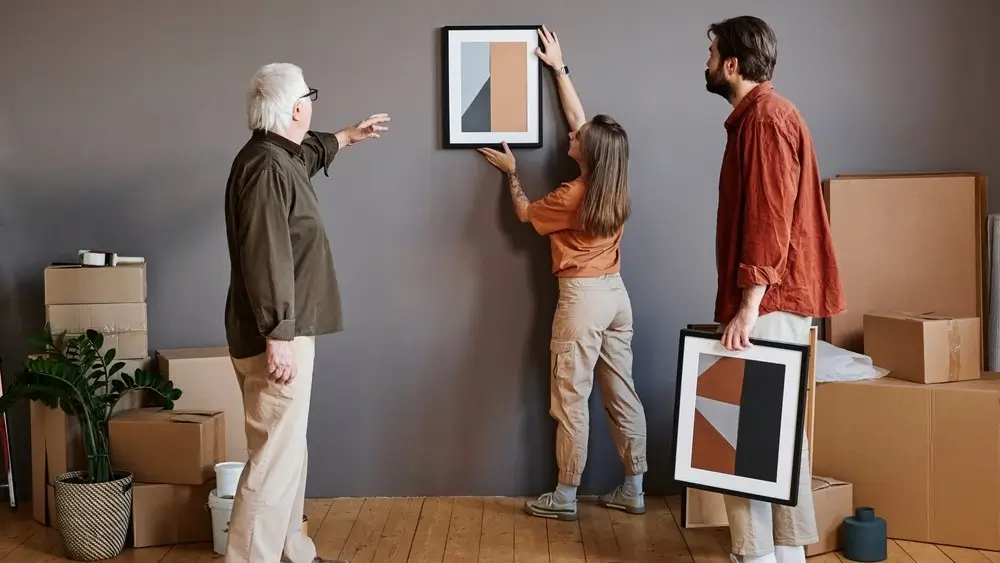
top-left (672, 329), bottom-right (810, 506)
top-left (0, 358), bottom-right (15, 508)
top-left (440, 25), bottom-right (543, 149)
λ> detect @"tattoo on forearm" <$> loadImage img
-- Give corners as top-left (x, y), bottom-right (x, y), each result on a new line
top-left (508, 170), bottom-right (530, 222)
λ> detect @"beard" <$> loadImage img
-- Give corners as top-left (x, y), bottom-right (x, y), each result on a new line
top-left (705, 68), bottom-right (734, 101)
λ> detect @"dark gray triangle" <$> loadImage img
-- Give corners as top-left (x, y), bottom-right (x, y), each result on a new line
top-left (461, 77), bottom-right (491, 133)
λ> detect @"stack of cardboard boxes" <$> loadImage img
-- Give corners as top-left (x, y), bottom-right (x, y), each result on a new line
top-left (813, 172), bottom-right (1000, 551)
top-left (32, 262), bottom-right (150, 527)
top-left (109, 408), bottom-right (226, 547)
top-left (814, 312), bottom-right (995, 550)
top-left (30, 263), bottom-right (250, 549)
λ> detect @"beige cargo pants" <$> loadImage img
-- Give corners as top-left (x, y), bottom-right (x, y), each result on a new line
top-left (549, 274), bottom-right (648, 487)
top-left (226, 336), bottom-right (317, 563)
top-left (720, 312), bottom-right (818, 557)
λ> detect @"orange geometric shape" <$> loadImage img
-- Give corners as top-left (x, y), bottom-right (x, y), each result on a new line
top-left (691, 409), bottom-right (737, 475)
top-left (696, 356), bottom-right (745, 406)
top-left (489, 42), bottom-right (528, 132)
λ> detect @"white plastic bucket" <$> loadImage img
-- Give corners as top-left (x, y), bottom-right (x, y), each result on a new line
top-left (208, 489), bottom-right (234, 555)
top-left (214, 461), bottom-right (245, 498)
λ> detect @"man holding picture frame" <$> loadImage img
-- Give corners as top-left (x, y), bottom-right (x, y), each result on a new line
top-left (702, 14), bottom-right (845, 563)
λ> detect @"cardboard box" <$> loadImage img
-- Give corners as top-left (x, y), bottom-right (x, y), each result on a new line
top-left (131, 480), bottom-right (215, 547)
top-left (46, 302), bottom-right (147, 334)
top-left (864, 311), bottom-right (981, 384)
top-left (805, 477), bottom-right (854, 556)
top-left (158, 347), bottom-right (247, 462)
top-left (44, 264), bottom-right (146, 305)
top-left (109, 408), bottom-right (225, 485)
top-left (46, 484), bottom-right (57, 529)
top-left (814, 375), bottom-right (1000, 549)
top-left (822, 173), bottom-right (986, 356)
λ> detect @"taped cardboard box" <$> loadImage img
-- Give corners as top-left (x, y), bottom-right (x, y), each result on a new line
top-left (130, 480), bottom-right (215, 547)
top-left (863, 311), bottom-right (980, 384)
top-left (109, 408), bottom-right (225, 485)
top-left (44, 263), bottom-right (146, 305)
top-left (158, 347), bottom-right (248, 462)
top-left (805, 477), bottom-right (854, 556)
top-left (814, 375), bottom-right (1000, 549)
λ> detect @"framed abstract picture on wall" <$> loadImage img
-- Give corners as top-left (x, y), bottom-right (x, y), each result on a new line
top-left (672, 329), bottom-right (810, 506)
top-left (440, 25), bottom-right (543, 149)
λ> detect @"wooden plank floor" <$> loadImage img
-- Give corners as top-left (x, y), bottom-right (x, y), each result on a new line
top-left (1, 496), bottom-right (997, 562)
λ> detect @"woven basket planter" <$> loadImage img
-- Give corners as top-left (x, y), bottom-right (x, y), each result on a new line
top-left (53, 470), bottom-right (133, 561)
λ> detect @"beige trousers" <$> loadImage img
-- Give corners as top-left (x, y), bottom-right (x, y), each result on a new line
top-left (226, 336), bottom-right (317, 563)
top-left (549, 274), bottom-right (648, 487)
top-left (720, 313), bottom-right (818, 557)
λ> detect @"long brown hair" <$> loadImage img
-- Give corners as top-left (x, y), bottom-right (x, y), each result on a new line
top-left (578, 114), bottom-right (631, 238)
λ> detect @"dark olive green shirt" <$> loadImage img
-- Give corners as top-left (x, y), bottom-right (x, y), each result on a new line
top-left (224, 129), bottom-right (343, 359)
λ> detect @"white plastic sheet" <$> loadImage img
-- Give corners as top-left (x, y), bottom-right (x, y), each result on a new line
top-left (814, 339), bottom-right (888, 383)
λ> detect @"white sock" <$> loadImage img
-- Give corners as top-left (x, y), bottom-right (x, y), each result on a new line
top-left (774, 547), bottom-right (805, 563)
top-left (554, 482), bottom-right (577, 504)
top-left (741, 552), bottom-right (778, 563)
top-left (623, 474), bottom-right (643, 496)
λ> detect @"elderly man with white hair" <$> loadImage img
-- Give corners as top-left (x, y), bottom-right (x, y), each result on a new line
top-left (223, 62), bottom-right (389, 563)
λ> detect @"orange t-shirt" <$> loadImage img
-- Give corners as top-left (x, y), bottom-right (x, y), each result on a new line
top-left (526, 178), bottom-right (623, 278)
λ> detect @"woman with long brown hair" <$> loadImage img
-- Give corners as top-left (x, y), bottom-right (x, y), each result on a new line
top-left (478, 25), bottom-right (648, 521)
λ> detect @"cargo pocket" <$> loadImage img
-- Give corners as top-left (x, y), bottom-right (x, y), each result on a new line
top-left (550, 340), bottom-right (576, 382)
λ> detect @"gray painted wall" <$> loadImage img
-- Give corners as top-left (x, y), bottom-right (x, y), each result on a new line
top-left (1, 0), bottom-right (997, 501)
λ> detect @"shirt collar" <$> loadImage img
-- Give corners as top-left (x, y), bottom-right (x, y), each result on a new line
top-left (724, 81), bottom-right (774, 130)
top-left (252, 129), bottom-right (304, 157)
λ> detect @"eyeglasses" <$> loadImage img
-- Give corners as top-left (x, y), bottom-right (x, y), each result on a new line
top-left (300, 88), bottom-right (318, 102)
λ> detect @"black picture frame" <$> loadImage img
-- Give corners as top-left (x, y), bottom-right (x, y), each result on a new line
top-left (671, 329), bottom-right (810, 507)
top-left (440, 25), bottom-right (544, 150)
top-left (0, 356), bottom-right (14, 508)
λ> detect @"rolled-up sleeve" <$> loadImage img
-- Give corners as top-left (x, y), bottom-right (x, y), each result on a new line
top-left (236, 165), bottom-right (296, 340)
top-left (302, 131), bottom-right (341, 177)
top-left (738, 120), bottom-right (799, 288)
top-left (527, 184), bottom-right (576, 235)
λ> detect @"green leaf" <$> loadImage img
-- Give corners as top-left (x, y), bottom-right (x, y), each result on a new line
top-left (110, 361), bottom-right (125, 376)
top-left (85, 329), bottom-right (104, 350)
top-left (103, 348), bottom-right (116, 365)
top-left (111, 379), bottom-right (126, 393)
top-left (122, 373), bottom-right (135, 388)
top-left (168, 388), bottom-right (182, 401)
top-left (162, 399), bottom-right (174, 410)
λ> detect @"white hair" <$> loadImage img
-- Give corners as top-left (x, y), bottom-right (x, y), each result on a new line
top-left (246, 63), bottom-right (309, 133)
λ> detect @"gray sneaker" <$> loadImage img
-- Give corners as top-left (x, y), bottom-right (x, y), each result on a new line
top-left (523, 492), bottom-right (578, 521)
top-left (597, 484), bottom-right (646, 514)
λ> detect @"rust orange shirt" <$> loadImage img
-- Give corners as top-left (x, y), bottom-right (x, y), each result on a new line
top-left (527, 178), bottom-right (623, 278)
top-left (715, 82), bottom-right (846, 325)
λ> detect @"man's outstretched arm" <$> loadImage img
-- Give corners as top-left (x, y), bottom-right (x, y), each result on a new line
top-left (301, 113), bottom-right (391, 177)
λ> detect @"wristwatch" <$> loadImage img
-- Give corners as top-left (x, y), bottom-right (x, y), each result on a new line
top-left (553, 65), bottom-right (569, 77)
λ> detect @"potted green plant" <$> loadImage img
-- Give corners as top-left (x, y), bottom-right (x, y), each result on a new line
top-left (0, 325), bottom-right (182, 561)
